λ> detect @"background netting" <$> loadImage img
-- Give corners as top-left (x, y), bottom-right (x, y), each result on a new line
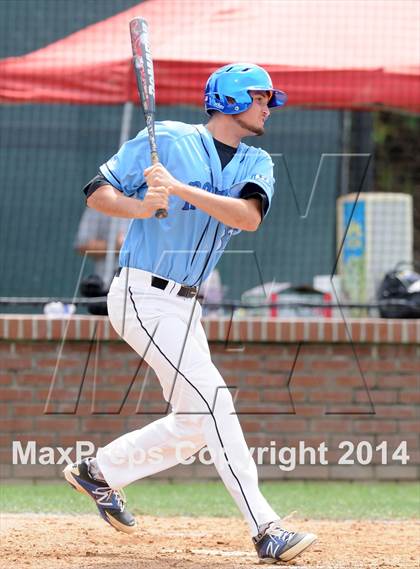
top-left (0, 0), bottom-right (418, 311)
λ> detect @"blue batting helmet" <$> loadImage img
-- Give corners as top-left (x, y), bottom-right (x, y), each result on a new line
top-left (204, 63), bottom-right (287, 115)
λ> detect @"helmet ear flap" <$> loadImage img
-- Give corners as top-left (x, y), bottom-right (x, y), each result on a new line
top-left (205, 92), bottom-right (247, 115)
top-left (213, 93), bottom-right (236, 105)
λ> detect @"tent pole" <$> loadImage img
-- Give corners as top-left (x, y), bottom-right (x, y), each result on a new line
top-left (103, 102), bottom-right (134, 286)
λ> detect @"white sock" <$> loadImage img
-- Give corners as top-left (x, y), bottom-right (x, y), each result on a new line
top-left (87, 457), bottom-right (106, 482)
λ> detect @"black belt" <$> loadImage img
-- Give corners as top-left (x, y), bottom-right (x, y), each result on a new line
top-left (115, 268), bottom-right (197, 299)
top-left (151, 276), bottom-right (198, 299)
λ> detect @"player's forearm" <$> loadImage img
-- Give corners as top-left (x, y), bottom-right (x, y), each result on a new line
top-left (172, 183), bottom-right (261, 231)
top-left (87, 185), bottom-right (146, 218)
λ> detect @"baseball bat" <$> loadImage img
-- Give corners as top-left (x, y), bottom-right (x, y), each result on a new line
top-left (129, 17), bottom-right (168, 219)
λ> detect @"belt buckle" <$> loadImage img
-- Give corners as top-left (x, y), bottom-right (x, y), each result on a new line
top-left (177, 285), bottom-right (197, 299)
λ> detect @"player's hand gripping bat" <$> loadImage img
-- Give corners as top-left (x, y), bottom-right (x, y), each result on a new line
top-left (129, 18), bottom-right (168, 219)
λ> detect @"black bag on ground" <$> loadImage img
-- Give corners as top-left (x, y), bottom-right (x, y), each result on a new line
top-left (377, 265), bottom-right (420, 318)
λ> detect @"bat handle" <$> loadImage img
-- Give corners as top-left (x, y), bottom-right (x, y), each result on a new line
top-left (151, 150), bottom-right (159, 165)
top-left (151, 151), bottom-right (168, 219)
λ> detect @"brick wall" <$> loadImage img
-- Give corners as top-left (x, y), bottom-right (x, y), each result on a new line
top-left (1, 316), bottom-right (419, 482)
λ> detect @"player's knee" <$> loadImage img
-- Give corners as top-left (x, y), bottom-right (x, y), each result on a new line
top-left (173, 412), bottom-right (206, 434)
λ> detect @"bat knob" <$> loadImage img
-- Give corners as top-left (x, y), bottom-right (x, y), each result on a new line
top-left (155, 208), bottom-right (168, 219)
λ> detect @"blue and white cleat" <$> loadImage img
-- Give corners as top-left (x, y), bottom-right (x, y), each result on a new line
top-left (63, 459), bottom-right (137, 534)
top-left (253, 522), bottom-right (317, 563)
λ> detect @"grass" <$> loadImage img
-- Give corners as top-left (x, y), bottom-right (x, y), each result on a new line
top-left (1, 481), bottom-right (419, 519)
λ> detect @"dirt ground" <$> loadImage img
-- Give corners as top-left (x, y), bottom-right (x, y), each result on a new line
top-left (0, 514), bottom-right (418, 569)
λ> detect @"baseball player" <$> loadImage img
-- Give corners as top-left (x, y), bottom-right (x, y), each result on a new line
top-left (64, 63), bottom-right (317, 563)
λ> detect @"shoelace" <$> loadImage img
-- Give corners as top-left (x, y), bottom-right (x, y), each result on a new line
top-left (93, 486), bottom-right (126, 511)
top-left (266, 523), bottom-right (295, 543)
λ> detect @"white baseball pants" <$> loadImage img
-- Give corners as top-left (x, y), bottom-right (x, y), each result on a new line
top-left (96, 267), bottom-right (278, 535)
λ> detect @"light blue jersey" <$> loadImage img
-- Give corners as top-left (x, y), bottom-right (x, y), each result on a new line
top-left (100, 121), bottom-right (274, 286)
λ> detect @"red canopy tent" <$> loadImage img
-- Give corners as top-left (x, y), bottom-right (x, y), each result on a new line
top-left (0, 0), bottom-right (419, 111)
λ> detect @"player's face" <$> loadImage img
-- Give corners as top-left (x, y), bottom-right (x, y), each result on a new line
top-left (232, 91), bottom-right (271, 136)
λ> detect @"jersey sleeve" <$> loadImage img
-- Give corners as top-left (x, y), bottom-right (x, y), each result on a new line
top-left (82, 172), bottom-right (111, 199)
top-left (247, 151), bottom-right (275, 216)
top-left (99, 129), bottom-right (150, 198)
top-left (240, 182), bottom-right (269, 217)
